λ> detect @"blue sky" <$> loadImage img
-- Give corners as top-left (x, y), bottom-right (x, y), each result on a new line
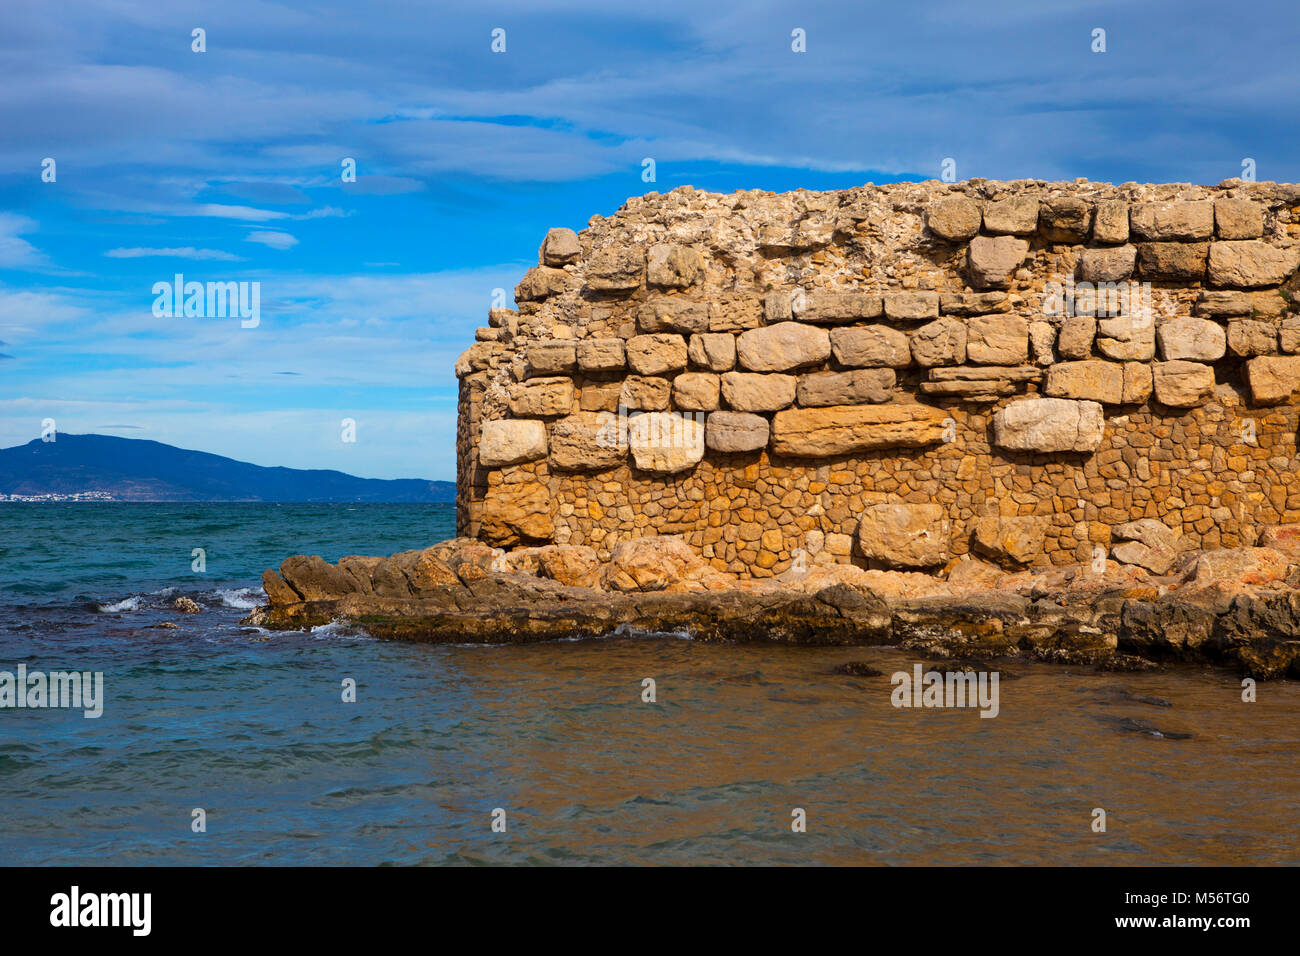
top-left (2, 0), bottom-right (1296, 480)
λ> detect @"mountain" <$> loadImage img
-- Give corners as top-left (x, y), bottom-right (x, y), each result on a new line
top-left (0, 434), bottom-right (456, 503)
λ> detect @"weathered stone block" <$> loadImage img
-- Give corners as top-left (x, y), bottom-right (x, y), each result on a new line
top-left (794, 292), bottom-right (883, 323)
top-left (1057, 316), bottom-right (1097, 359)
top-left (1157, 317), bottom-right (1226, 361)
top-left (526, 341), bottom-right (578, 375)
top-left (829, 325), bottom-right (910, 367)
top-left (972, 515), bottom-right (1047, 565)
top-left (967, 236), bottom-right (1029, 289)
top-left (479, 419), bottom-right (548, 467)
top-left (646, 243), bottom-right (704, 289)
top-left (1092, 200), bottom-right (1130, 244)
top-left (508, 376), bottom-right (575, 417)
top-left (721, 371), bottom-right (797, 411)
top-left (1079, 245), bottom-right (1136, 283)
top-left (540, 227), bottom-right (581, 266)
top-left (549, 412), bottom-right (627, 470)
top-left (1129, 201), bottom-right (1214, 240)
top-left (911, 317), bottom-right (967, 367)
top-left (857, 503), bottom-right (951, 568)
top-left (1215, 199), bottom-right (1264, 240)
top-left (620, 375), bottom-right (672, 410)
top-left (940, 292), bottom-right (1009, 315)
top-left (585, 247), bottom-right (643, 291)
top-left (796, 368), bottom-right (894, 406)
top-left (1039, 197), bottom-right (1092, 243)
top-left (628, 411), bottom-right (705, 473)
top-left (1208, 240), bottom-right (1300, 288)
top-left (1152, 360), bottom-right (1215, 407)
top-left (1044, 360), bottom-right (1124, 404)
top-left (882, 292), bottom-right (940, 321)
top-left (1227, 319), bottom-right (1277, 357)
top-left (688, 332), bottom-right (737, 371)
top-left (1137, 242), bottom-right (1208, 281)
top-left (1096, 316), bottom-right (1156, 361)
top-left (672, 372), bottom-right (721, 411)
top-left (992, 398), bottom-right (1105, 453)
top-left (736, 322), bottom-right (831, 371)
top-left (927, 195), bottom-right (982, 241)
top-left (705, 411), bottom-right (770, 453)
top-left (515, 266), bottom-right (574, 302)
top-left (770, 404), bottom-right (948, 457)
top-left (626, 333), bottom-right (688, 376)
top-left (982, 197), bottom-right (1039, 235)
top-left (1195, 290), bottom-right (1253, 316)
top-left (637, 298), bottom-right (709, 333)
top-left (577, 338), bottom-right (626, 372)
top-left (1245, 355), bottom-right (1300, 404)
top-left (480, 480), bottom-right (555, 547)
top-left (966, 313), bottom-right (1029, 365)
top-left (1122, 361), bottom-right (1153, 403)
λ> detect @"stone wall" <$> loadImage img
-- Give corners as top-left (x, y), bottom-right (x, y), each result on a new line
top-left (454, 179), bottom-right (1300, 577)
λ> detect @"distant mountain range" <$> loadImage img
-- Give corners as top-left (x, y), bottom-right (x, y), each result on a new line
top-left (0, 434), bottom-right (456, 503)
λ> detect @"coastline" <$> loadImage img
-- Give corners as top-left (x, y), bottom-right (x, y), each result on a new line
top-left (245, 535), bottom-right (1300, 678)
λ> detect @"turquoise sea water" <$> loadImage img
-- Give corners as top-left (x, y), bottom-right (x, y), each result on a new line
top-left (1, 502), bottom-right (1298, 865)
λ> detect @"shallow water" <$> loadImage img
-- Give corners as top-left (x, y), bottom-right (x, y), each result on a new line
top-left (2, 503), bottom-right (1297, 865)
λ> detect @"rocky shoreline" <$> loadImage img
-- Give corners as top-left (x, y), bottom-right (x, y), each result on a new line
top-left (243, 534), bottom-right (1300, 678)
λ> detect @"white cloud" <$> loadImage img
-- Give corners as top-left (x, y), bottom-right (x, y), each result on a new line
top-left (104, 246), bottom-right (245, 260)
top-left (245, 230), bottom-right (298, 250)
top-left (0, 213), bottom-right (44, 268)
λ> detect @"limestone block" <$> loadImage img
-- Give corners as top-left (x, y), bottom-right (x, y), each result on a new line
top-left (927, 195), bottom-right (982, 241)
top-left (736, 322), bottom-right (831, 371)
top-left (857, 503), bottom-right (951, 568)
top-left (966, 313), bottom-right (1029, 365)
top-left (1152, 360), bottom-right (1215, 407)
top-left (1137, 242), bottom-right (1208, 281)
top-left (1156, 317), bottom-right (1227, 361)
top-left (972, 516), bottom-right (1047, 565)
top-left (549, 412), bottom-right (627, 470)
top-left (1215, 199), bottom-right (1264, 240)
top-left (1245, 356), bottom-right (1300, 404)
top-left (577, 338), bottom-right (626, 372)
top-left (982, 197), bottom-right (1039, 236)
top-left (992, 398), bottom-right (1105, 453)
top-left (1079, 245), bottom-right (1136, 283)
top-left (706, 411), bottom-right (770, 453)
top-left (628, 411), bottom-right (705, 473)
top-left (620, 375), bottom-right (672, 410)
top-left (1129, 201), bottom-right (1214, 240)
top-left (796, 369), bottom-right (895, 407)
top-left (479, 419), bottom-right (548, 466)
top-left (721, 371), bottom-right (797, 411)
top-left (526, 340), bottom-right (578, 375)
top-left (770, 404), bottom-right (948, 456)
top-left (911, 317), bottom-right (967, 367)
top-left (794, 292), bottom-right (884, 323)
top-left (882, 292), bottom-right (939, 320)
top-left (637, 298), bottom-right (709, 334)
top-left (626, 333), bottom-right (688, 376)
top-left (967, 236), bottom-right (1029, 289)
top-left (829, 325), bottom-right (911, 367)
top-left (1208, 241), bottom-right (1300, 288)
top-left (646, 242), bottom-right (704, 290)
top-left (672, 372), bottom-right (721, 411)
top-left (1043, 360), bottom-right (1124, 404)
top-left (688, 332), bottom-right (737, 371)
top-left (508, 376), bottom-right (574, 417)
top-left (1039, 197), bottom-right (1092, 243)
top-left (540, 227), bottom-right (581, 266)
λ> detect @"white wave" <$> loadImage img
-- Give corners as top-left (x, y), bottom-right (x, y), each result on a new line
top-left (215, 587), bottom-right (264, 610)
top-left (308, 620), bottom-right (372, 639)
top-left (98, 595), bottom-right (142, 613)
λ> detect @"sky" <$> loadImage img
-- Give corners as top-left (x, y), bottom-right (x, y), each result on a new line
top-left (2, 1), bottom-right (1297, 480)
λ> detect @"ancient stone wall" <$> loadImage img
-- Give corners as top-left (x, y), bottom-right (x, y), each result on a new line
top-left (455, 179), bottom-right (1300, 577)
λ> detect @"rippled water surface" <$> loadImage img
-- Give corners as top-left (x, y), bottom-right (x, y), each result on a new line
top-left (2, 503), bottom-right (1298, 865)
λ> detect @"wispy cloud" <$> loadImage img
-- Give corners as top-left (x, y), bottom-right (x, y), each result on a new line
top-left (104, 247), bottom-right (244, 261)
top-left (245, 230), bottom-right (298, 250)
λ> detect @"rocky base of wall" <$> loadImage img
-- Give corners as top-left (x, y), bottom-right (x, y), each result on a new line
top-left (246, 535), bottom-right (1300, 678)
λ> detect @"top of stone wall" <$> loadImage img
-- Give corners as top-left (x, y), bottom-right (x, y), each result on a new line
top-left (458, 177), bottom-right (1300, 477)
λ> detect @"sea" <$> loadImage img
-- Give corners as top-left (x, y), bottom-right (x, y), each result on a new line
top-left (1, 502), bottom-right (1297, 865)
